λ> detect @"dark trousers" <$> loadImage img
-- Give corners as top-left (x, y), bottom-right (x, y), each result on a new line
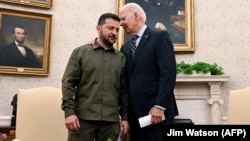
top-left (162, 118), bottom-right (174, 141)
top-left (68, 119), bottom-right (120, 141)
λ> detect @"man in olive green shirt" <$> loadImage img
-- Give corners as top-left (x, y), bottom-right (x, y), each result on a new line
top-left (61, 13), bottom-right (129, 141)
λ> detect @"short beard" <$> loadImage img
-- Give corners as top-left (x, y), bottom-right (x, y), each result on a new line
top-left (100, 31), bottom-right (113, 48)
top-left (16, 40), bottom-right (24, 44)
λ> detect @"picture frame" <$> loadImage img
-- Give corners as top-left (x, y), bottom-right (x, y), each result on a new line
top-left (116, 0), bottom-right (194, 52)
top-left (0, 0), bottom-right (52, 9)
top-left (0, 8), bottom-right (52, 76)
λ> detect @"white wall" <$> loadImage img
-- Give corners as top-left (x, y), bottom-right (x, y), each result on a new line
top-left (1, 0), bottom-right (250, 124)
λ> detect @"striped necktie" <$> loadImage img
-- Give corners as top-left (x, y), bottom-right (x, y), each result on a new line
top-left (131, 35), bottom-right (139, 59)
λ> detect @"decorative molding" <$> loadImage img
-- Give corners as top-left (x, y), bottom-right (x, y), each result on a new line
top-left (176, 75), bottom-right (230, 82)
top-left (176, 75), bottom-right (230, 124)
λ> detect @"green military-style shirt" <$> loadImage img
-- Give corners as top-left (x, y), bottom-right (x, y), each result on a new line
top-left (62, 42), bottom-right (128, 122)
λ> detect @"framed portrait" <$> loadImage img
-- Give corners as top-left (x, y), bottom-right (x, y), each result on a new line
top-left (116, 0), bottom-right (194, 52)
top-left (0, 0), bottom-right (52, 9)
top-left (0, 8), bottom-right (52, 76)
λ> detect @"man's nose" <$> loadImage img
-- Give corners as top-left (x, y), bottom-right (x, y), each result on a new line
top-left (112, 29), bottom-right (119, 35)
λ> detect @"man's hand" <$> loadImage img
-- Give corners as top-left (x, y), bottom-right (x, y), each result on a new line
top-left (65, 115), bottom-right (80, 131)
top-left (149, 106), bottom-right (164, 124)
top-left (120, 120), bottom-right (129, 138)
top-left (85, 38), bottom-right (96, 45)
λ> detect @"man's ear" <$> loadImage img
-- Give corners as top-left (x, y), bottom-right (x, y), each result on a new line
top-left (96, 25), bottom-right (101, 33)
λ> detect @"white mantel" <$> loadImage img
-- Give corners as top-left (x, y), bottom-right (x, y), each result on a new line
top-left (175, 75), bottom-right (230, 124)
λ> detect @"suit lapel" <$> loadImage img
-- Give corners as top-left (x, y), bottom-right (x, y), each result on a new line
top-left (11, 43), bottom-right (25, 58)
top-left (131, 27), bottom-right (151, 64)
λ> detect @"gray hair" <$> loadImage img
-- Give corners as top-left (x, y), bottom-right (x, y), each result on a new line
top-left (125, 3), bottom-right (146, 23)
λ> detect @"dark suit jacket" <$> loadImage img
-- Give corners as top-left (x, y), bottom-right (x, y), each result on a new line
top-left (121, 27), bottom-right (179, 120)
top-left (0, 42), bottom-right (41, 68)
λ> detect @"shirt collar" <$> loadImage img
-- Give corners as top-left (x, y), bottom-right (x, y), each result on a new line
top-left (137, 25), bottom-right (147, 38)
top-left (15, 41), bottom-right (20, 46)
top-left (92, 41), bottom-right (116, 53)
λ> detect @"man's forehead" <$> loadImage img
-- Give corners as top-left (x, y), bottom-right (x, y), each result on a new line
top-left (15, 27), bottom-right (25, 31)
top-left (102, 20), bottom-right (119, 27)
top-left (104, 19), bottom-right (118, 24)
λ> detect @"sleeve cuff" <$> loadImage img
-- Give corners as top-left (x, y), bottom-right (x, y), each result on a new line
top-left (154, 105), bottom-right (166, 110)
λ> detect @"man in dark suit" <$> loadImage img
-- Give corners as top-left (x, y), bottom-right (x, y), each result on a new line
top-left (119, 3), bottom-right (179, 141)
top-left (0, 26), bottom-right (41, 68)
